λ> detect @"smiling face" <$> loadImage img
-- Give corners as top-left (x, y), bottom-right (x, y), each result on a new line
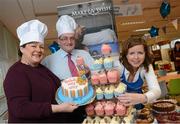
top-left (57, 33), bottom-right (75, 53)
top-left (20, 42), bottom-right (44, 66)
top-left (126, 45), bottom-right (145, 70)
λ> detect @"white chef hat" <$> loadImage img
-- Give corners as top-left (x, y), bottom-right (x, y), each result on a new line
top-left (56, 15), bottom-right (77, 37)
top-left (17, 19), bottom-right (48, 46)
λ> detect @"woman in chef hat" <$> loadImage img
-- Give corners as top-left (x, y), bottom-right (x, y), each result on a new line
top-left (3, 19), bottom-right (78, 123)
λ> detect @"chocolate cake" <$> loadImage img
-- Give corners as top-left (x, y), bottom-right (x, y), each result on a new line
top-left (152, 100), bottom-right (175, 112)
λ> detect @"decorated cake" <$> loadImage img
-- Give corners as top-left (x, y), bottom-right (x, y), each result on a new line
top-left (57, 77), bottom-right (94, 105)
top-left (61, 77), bottom-right (88, 98)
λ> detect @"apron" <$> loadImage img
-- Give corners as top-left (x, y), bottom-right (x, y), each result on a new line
top-left (121, 68), bottom-right (144, 110)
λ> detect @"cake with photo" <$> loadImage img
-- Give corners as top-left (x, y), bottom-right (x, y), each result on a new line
top-left (56, 56), bottom-right (95, 105)
top-left (57, 77), bottom-right (94, 105)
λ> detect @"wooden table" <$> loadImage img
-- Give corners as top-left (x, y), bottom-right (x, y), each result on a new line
top-left (158, 72), bottom-right (180, 82)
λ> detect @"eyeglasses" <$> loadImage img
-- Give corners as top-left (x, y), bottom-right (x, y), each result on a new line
top-left (59, 36), bottom-right (75, 42)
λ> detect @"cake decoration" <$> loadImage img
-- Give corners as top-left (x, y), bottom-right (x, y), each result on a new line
top-left (101, 44), bottom-right (112, 55)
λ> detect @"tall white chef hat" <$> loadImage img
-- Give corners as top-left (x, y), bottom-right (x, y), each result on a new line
top-left (17, 19), bottom-right (48, 46)
top-left (56, 15), bottom-right (77, 37)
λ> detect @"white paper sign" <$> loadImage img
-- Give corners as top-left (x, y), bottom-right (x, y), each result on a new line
top-left (113, 4), bottom-right (142, 16)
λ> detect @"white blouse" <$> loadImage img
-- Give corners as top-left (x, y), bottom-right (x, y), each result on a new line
top-left (114, 61), bottom-right (161, 103)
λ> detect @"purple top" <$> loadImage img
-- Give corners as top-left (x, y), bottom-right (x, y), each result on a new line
top-left (3, 61), bottom-right (74, 123)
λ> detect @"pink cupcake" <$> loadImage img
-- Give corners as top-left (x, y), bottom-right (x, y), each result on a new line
top-left (85, 104), bottom-right (95, 116)
top-left (107, 69), bottom-right (119, 84)
top-left (99, 71), bottom-right (108, 84)
top-left (115, 102), bottom-right (127, 116)
top-left (91, 73), bottom-right (99, 85)
top-left (104, 101), bottom-right (115, 116)
top-left (101, 44), bottom-right (112, 55)
top-left (95, 102), bottom-right (104, 116)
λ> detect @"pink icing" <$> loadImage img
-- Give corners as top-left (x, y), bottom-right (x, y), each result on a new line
top-left (85, 104), bottom-right (95, 116)
top-left (107, 69), bottom-right (119, 83)
top-left (115, 102), bottom-right (127, 116)
top-left (104, 102), bottom-right (115, 116)
top-left (99, 72), bottom-right (108, 84)
top-left (91, 73), bottom-right (99, 85)
top-left (95, 102), bottom-right (104, 116)
top-left (101, 44), bottom-right (112, 55)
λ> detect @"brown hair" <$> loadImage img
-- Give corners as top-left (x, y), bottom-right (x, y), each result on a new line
top-left (18, 44), bottom-right (26, 57)
top-left (121, 37), bottom-right (153, 74)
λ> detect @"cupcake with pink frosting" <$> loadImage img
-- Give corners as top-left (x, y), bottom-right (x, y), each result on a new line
top-left (115, 102), bottom-right (127, 116)
top-left (95, 102), bottom-right (104, 116)
top-left (107, 69), bottom-right (119, 84)
top-left (99, 71), bottom-right (108, 85)
top-left (101, 44), bottom-right (112, 55)
top-left (85, 104), bottom-right (95, 116)
top-left (104, 101), bottom-right (116, 116)
top-left (91, 73), bottom-right (99, 85)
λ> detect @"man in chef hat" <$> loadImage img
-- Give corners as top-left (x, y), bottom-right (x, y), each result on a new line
top-left (42, 15), bottom-right (94, 123)
top-left (4, 20), bottom-right (79, 123)
top-left (42, 15), bottom-right (94, 80)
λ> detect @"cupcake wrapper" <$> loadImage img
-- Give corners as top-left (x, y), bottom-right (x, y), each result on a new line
top-left (96, 94), bottom-right (104, 100)
top-left (104, 93), bottom-right (114, 99)
top-left (93, 64), bottom-right (103, 70)
top-left (104, 62), bottom-right (113, 69)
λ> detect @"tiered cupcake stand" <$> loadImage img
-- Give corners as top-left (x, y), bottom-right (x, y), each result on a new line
top-left (82, 44), bottom-right (136, 124)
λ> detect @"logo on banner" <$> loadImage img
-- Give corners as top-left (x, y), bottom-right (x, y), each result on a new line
top-left (72, 6), bottom-right (112, 16)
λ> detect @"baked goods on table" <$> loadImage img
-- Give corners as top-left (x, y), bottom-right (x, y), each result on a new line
top-left (85, 100), bottom-right (131, 117)
top-left (83, 107), bottom-right (136, 124)
top-left (156, 112), bottom-right (180, 123)
top-left (152, 100), bottom-right (176, 113)
top-left (135, 108), bottom-right (154, 124)
top-left (152, 99), bottom-right (180, 123)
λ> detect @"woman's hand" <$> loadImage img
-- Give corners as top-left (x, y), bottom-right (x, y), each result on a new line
top-left (52, 103), bottom-right (78, 113)
top-left (117, 93), bottom-right (147, 106)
